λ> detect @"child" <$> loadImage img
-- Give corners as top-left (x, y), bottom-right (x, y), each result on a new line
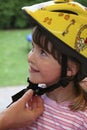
top-left (10, 0), bottom-right (87, 129)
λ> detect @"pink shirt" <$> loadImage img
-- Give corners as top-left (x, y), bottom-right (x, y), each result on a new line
top-left (10, 94), bottom-right (87, 130)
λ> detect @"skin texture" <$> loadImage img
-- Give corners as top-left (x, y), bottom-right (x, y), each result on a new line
top-left (28, 41), bottom-right (61, 86)
top-left (28, 41), bottom-right (79, 103)
top-left (0, 89), bottom-right (44, 130)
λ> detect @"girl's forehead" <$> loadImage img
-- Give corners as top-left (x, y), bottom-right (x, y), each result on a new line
top-left (32, 37), bottom-right (52, 50)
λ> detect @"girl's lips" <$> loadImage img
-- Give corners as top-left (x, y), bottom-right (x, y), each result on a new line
top-left (29, 66), bottom-right (39, 73)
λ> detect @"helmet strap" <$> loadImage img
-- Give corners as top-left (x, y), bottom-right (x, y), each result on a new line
top-left (7, 55), bottom-right (74, 106)
top-left (61, 54), bottom-right (67, 78)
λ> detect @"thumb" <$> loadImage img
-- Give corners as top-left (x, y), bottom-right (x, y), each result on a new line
top-left (20, 89), bottom-right (34, 105)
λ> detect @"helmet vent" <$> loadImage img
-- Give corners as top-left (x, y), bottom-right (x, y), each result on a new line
top-left (51, 10), bottom-right (78, 15)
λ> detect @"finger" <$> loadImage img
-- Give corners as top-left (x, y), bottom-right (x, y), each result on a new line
top-left (36, 96), bottom-right (44, 112)
top-left (32, 96), bottom-right (44, 116)
top-left (30, 96), bottom-right (38, 109)
top-left (32, 96), bottom-right (43, 108)
top-left (19, 89), bottom-right (34, 106)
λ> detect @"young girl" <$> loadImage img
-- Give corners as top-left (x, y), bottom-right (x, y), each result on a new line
top-left (10, 0), bottom-right (87, 129)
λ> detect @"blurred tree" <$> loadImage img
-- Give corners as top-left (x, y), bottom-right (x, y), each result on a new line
top-left (0, 0), bottom-right (48, 29)
top-left (74, 0), bottom-right (87, 6)
top-left (0, 0), bottom-right (87, 29)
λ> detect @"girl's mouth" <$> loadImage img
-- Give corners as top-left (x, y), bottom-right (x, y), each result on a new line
top-left (29, 66), bottom-right (39, 73)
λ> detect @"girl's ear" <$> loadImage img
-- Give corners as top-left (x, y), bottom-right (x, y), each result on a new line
top-left (67, 60), bottom-right (79, 77)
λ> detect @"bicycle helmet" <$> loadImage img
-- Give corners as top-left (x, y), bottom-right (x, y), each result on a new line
top-left (22, 0), bottom-right (87, 82)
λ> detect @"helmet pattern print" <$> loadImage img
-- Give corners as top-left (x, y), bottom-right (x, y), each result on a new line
top-left (22, 0), bottom-right (87, 81)
top-left (75, 24), bottom-right (87, 52)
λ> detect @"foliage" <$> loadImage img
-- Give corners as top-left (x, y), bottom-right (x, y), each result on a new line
top-left (0, 0), bottom-right (48, 29)
top-left (0, 0), bottom-right (87, 29)
top-left (74, 0), bottom-right (87, 6)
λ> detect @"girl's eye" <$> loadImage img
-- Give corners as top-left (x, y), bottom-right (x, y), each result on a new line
top-left (41, 49), bottom-right (47, 56)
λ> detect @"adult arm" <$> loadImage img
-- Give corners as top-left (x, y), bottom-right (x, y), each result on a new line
top-left (0, 89), bottom-right (44, 130)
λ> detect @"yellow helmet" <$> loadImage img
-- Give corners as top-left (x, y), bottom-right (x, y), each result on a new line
top-left (22, 0), bottom-right (87, 80)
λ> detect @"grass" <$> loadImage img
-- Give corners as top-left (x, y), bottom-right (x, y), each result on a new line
top-left (0, 29), bottom-right (32, 87)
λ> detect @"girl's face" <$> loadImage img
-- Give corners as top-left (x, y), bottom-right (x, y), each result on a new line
top-left (28, 41), bottom-right (61, 86)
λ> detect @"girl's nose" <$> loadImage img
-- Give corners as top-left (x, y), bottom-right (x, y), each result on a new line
top-left (28, 50), bottom-right (35, 63)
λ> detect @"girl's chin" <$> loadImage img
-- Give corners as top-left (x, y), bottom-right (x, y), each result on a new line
top-left (29, 77), bottom-right (40, 84)
top-left (29, 78), bottom-right (46, 85)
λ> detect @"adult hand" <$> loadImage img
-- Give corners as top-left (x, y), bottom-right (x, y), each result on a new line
top-left (80, 77), bottom-right (87, 92)
top-left (0, 89), bottom-right (44, 130)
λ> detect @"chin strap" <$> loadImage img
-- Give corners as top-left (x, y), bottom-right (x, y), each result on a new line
top-left (7, 76), bottom-right (74, 107)
top-left (7, 54), bottom-right (73, 107)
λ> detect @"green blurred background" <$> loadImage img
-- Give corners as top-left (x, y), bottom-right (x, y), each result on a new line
top-left (0, 0), bottom-right (87, 87)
